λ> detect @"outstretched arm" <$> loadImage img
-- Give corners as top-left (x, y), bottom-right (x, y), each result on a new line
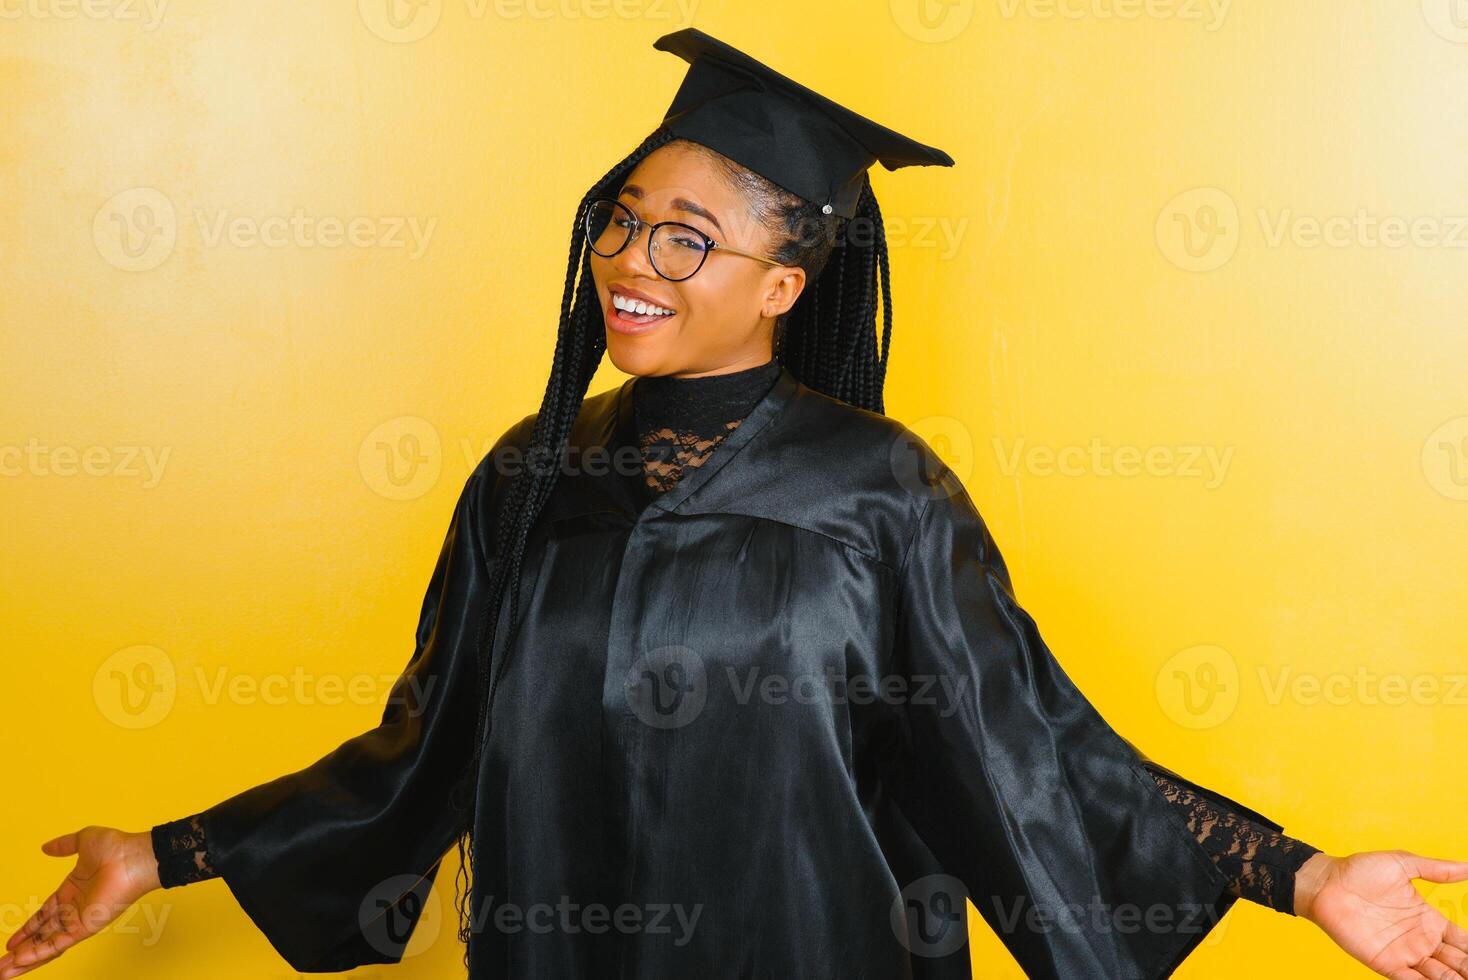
top-left (884, 433), bottom-right (1468, 979)
top-left (2, 420), bottom-right (531, 978)
top-left (1142, 760), bottom-right (1468, 977)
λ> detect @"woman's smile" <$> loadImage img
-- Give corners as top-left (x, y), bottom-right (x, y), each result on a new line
top-left (605, 284), bottom-right (678, 335)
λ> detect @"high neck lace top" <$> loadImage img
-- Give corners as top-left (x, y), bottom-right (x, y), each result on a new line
top-left (632, 358), bottom-right (783, 495)
top-left (151, 359), bottom-right (1320, 914)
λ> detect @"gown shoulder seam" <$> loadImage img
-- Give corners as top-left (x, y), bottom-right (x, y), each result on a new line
top-left (896, 493), bottom-right (936, 579)
top-left (669, 508), bottom-right (904, 572)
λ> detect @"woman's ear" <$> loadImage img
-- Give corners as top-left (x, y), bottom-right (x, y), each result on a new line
top-left (761, 266), bottom-right (807, 319)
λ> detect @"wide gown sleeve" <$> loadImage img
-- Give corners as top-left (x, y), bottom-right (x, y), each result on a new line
top-left (162, 435), bottom-right (515, 973)
top-left (886, 461), bottom-right (1307, 980)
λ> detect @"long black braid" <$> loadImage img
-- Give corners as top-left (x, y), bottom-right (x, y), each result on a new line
top-left (444, 125), bottom-right (898, 964)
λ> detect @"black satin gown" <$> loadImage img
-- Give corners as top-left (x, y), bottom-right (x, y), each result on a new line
top-left (150, 360), bottom-right (1319, 979)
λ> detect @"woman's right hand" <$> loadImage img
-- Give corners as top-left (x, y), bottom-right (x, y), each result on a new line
top-left (0, 827), bottom-right (161, 978)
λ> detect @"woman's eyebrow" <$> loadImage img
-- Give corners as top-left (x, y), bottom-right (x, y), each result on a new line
top-left (619, 184), bottom-right (723, 234)
top-left (670, 198), bottom-right (722, 234)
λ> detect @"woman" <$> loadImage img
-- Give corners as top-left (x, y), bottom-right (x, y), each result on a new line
top-left (5, 28), bottom-right (1465, 980)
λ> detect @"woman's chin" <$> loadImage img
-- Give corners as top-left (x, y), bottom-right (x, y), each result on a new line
top-left (605, 332), bottom-right (668, 378)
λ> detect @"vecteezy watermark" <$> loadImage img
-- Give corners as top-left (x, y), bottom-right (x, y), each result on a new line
top-left (93, 645), bottom-right (443, 729)
top-left (1422, 0), bottom-right (1468, 43)
top-left (1421, 880), bottom-right (1468, 933)
top-left (357, 0), bottom-right (699, 43)
top-left (0, 0), bottom-right (169, 30)
top-left (189, 666), bottom-right (439, 712)
top-left (0, 895), bottom-right (174, 949)
top-left (600, 181), bottom-right (969, 262)
top-left (1159, 187), bottom-right (1468, 271)
top-left (0, 439), bottom-right (171, 487)
top-left (986, 894), bottom-right (1223, 937)
top-left (93, 645), bottom-right (178, 730)
top-left (1256, 665), bottom-right (1468, 708)
top-left (1422, 415), bottom-right (1468, 501)
top-left (466, 894), bottom-right (703, 944)
top-left (487, 443), bottom-right (645, 481)
top-left (892, 874), bottom-right (969, 957)
top-left (993, 436), bottom-right (1235, 488)
top-left (194, 209), bottom-right (437, 258)
top-left (1156, 187), bottom-right (1240, 272)
top-left (94, 188), bottom-right (177, 272)
top-left (889, 421), bottom-right (970, 502)
top-left (360, 416), bottom-right (443, 501)
top-left (626, 646), bottom-right (708, 730)
top-left (92, 189), bottom-right (437, 271)
top-left (890, 0), bottom-right (976, 43)
top-left (1256, 209), bottom-right (1468, 250)
top-left (995, 0), bottom-right (1232, 31)
top-left (1155, 644), bottom-right (1239, 730)
top-left (625, 647), bottom-right (973, 730)
top-left (894, 0), bottom-right (1237, 43)
top-left (1156, 643), bottom-right (1468, 729)
top-left (358, 0), bottom-right (442, 42)
top-left (359, 419), bottom-right (652, 501)
top-left (839, 213), bottom-right (970, 261)
top-left (725, 667), bottom-right (971, 718)
top-left (359, 873), bottom-right (443, 959)
top-left (751, 209), bottom-right (970, 261)
top-left (463, 0), bottom-right (700, 22)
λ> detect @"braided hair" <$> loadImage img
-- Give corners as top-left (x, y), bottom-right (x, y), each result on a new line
top-left (445, 124), bottom-right (898, 963)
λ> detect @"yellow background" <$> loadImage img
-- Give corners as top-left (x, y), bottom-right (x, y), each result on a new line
top-left (3, 1), bottom-right (1466, 976)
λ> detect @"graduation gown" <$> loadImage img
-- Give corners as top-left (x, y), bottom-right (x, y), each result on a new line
top-left (198, 363), bottom-right (1290, 979)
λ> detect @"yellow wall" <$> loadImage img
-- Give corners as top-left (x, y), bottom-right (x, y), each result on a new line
top-left (3, 2), bottom-right (1465, 976)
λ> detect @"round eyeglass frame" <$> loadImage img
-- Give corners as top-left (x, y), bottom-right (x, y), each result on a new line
top-left (582, 197), bottom-right (784, 282)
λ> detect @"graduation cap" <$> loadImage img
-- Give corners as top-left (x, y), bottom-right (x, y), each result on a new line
top-left (652, 28), bottom-right (954, 221)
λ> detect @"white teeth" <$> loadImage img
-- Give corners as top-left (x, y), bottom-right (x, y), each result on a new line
top-left (613, 293), bottom-right (675, 317)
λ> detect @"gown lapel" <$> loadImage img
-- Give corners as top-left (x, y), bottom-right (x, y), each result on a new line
top-left (544, 363), bottom-right (802, 526)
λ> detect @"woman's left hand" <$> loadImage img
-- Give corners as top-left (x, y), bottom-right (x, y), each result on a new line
top-left (1295, 850), bottom-right (1468, 978)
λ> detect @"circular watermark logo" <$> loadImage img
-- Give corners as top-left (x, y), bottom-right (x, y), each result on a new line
top-left (891, 873), bottom-right (969, 958)
top-left (359, 0), bottom-right (442, 43)
top-left (358, 873), bottom-right (441, 958)
top-left (1156, 187), bottom-right (1240, 272)
top-left (1422, 415), bottom-right (1468, 501)
top-left (890, 0), bottom-right (976, 42)
top-left (1422, 0), bottom-right (1468, 42)
top-left (1155, 643), bottom-right (1239, 730)
top-left (625, 645), bottom-right (707, 730)
top-left (359, 416), bottom-right (441, 500)
top-left (94, 188), bottom-right (177, 272)
top-left (93, 645), bottom-right (177, 729)
top-left (890, 417), bottom-right (973, 500)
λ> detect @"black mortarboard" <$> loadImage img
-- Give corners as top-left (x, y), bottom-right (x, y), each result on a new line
top-left (652, 28), bottom-right (955, 220)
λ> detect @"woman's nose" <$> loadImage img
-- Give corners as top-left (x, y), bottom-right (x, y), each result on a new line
top-left (611, 230), bottom-right (659, 280)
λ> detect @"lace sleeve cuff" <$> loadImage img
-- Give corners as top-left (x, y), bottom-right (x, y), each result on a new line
top-left (1146, 769), bottom-right (1321, 914)
top-left (150, 813), bottom-right (219, 888)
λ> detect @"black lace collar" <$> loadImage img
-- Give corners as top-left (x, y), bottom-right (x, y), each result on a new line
top-left (631, 358), bottom-right (781, 439)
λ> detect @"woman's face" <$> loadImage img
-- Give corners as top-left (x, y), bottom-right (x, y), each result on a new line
top-left (590, 141), bottom-right (806, 378)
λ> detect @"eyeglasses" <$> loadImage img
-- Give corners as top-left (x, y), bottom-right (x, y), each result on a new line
top-left (583, 197), bottom-right (784, 282)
